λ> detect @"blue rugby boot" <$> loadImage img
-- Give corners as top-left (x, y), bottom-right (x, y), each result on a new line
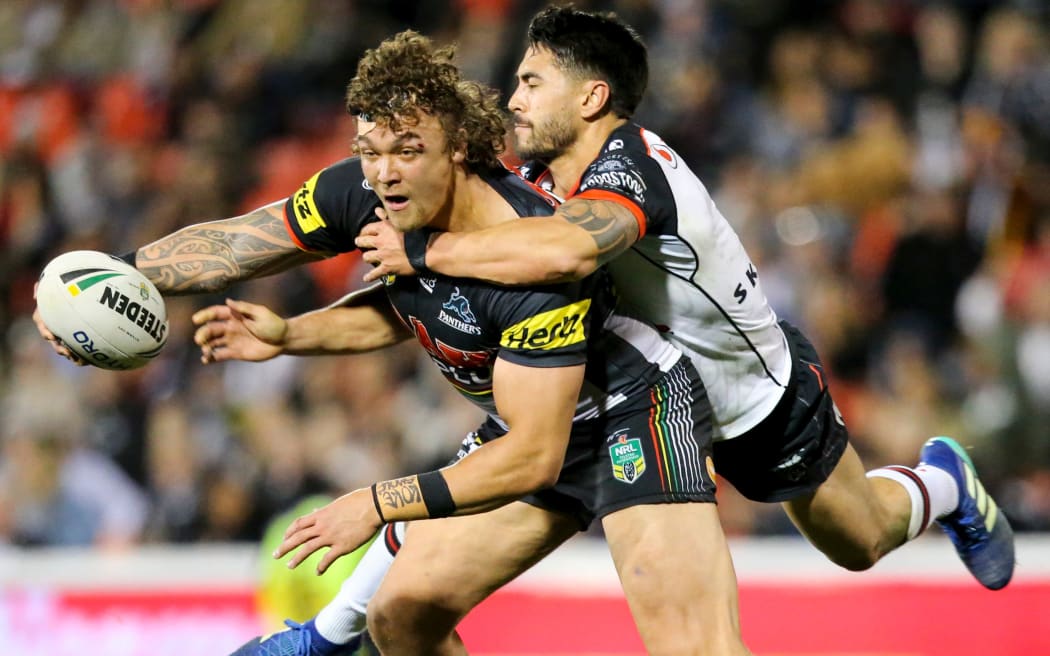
top-left (919, 437), bottom-right (1015, 590)
top-left (228, 619), bottom-right (362, 656)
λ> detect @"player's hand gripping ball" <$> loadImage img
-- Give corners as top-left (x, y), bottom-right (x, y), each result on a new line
top-left (36, 250), bottom-right (168, 370)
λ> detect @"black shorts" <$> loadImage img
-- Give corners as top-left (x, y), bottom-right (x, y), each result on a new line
top-left (459, 357), bottom-right (718, 529)
top-left (711, 320), bottom-right (849, 503)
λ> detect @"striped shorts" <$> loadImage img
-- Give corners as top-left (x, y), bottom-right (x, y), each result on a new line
top-left (502, 356), bottom-right (717, 529)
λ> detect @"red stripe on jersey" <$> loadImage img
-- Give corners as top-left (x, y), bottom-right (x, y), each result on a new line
top-left (281, 203), bottom-right (312, 252)
top-left (516, 175), bottom-right (562, 206)
top-left (533, 169), bottom-right (556, 194)
top-left (808, 363), bottom-right (825, 390)
top-left (886, 465), bottom-right (932, 533)
top-left (573, 189), bottom-right (647, 239)
top-left (565, 173), bottom-right (582, 199)
top-left (383, 523), bottom-right (401, 556)
top-left (648, 389), bottom-right (668, 491)
top-left (641, 127), bottom-right (678, 166)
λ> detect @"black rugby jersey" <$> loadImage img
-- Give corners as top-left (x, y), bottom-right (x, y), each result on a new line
top-left (519, 124), bottom-right (791, 439)
top-left (283, 157), bottom-right (681, 419)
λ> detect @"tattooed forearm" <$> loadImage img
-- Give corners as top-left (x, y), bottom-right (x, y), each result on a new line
top-left (376, 476), bottom-right (424, 510)
top-left (136, 204), bottom-right (320, 295)
top-left (557, 199), bottom-right (639, 266)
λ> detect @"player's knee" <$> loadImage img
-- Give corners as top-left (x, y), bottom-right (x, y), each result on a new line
top-left (365, 606), bottom-right (399, 653)
top-left (825, 543), bottom-right (880, 572)
top-left (644, 628), bottom-right (751, 656)
top-left (368, 584), bottom-right (460, 651)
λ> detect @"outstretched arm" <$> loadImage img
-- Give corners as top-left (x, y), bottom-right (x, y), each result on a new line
top-left (34, 200), bottom-right (324, 363)
top-left (135, 201), bottom-right (324, 295)
top-left (192, 284), bottom-right (411, 363)
top-left (275, 357), bottom-right (584, 573)
top-left (357, 197), bottom-right (640, 285)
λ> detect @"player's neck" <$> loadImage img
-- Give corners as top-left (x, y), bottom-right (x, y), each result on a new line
top-left (445, 169), bottom-right (517, 232)
top-left (547, 116), bottom-right (628, 198)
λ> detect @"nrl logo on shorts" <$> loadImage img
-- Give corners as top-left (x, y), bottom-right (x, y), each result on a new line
top-left (610, 433), bottom-right (646, 484)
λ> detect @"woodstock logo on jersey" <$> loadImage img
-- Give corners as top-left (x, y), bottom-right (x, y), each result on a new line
top-left (439, 287), bottom-right (481, 335)
top-left (580, 154), bottom-right (647, 200)
top-left (596, 158), bottom-right (626, 172)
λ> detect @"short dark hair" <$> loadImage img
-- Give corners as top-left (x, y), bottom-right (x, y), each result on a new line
top-left (346, 31), bottom-right (505, 170)
top-left (527, 5), bottom-right (648, 118)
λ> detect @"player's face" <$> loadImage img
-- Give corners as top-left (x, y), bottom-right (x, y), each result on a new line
top-left (508, 46), bottom-right (581, 162)
top-left (357, 112), bottom-right (463, 232)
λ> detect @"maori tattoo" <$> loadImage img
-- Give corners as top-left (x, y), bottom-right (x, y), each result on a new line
top-left (558, 199), bottom-right (639, 267)
top-left (376, 476), bottom-right (423, 510)
top-left (136, 203), bottom-right (320, 295)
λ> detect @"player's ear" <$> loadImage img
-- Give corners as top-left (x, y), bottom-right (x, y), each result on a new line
top-left (580, 80), bottom-right (611, 120)
top-left (451, 130), bottom-right (468, 163)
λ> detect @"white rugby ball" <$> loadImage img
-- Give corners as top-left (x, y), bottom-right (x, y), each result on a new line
top-left (36, 250), bottom-right (168, 370)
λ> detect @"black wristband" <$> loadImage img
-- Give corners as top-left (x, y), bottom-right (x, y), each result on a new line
top-left (416, 470), bottom-right (456, 518)
top-left (370, 483), bottom-right (386, 523)
top-left (115, 251), bottom-right (137, 267)
top-left (403, 229), bottom-right (432, 274)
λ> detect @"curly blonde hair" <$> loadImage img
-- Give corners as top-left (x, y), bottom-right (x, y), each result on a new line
top-left (346, 31), bottom-right (506, 170)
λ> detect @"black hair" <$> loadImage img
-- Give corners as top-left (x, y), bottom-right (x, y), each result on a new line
top-left (527, 5), bottom-right (649, 118)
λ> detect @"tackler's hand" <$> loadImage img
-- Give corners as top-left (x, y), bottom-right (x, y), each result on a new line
top-left (356, 209), bottom-right (415, 282)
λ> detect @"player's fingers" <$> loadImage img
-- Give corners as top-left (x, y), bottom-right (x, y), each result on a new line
top-left (317, 545), bottom-right (349, 575)
top-left (374, 207), bottom-right (388, 221)
top-left (209, 346), bottom-right (243, 363)
top-left (360, 216), bottom-right (381, 235)
top-left (286, 537), bottom-right (328, 569)
top-left (273, 532), bottom-right (305, 560)
top-left (225, 297), bottom-right (250, 312)
top-left (191, 305), bottom-right (232, 326)
top-left (222, 298), bottom-right (258, 323)
top-left (193, 323), bottom-right (219, 346)
top-left (47, 334), bottom-right (74, 358)
top-left (281, 513), bottom-right (317, 542)
top-left (362, 264), bottom-right (387, 283)
top-left (354, 235), bottom-right (373, 250)
top-left (55, 340), bottom-right (85, 365)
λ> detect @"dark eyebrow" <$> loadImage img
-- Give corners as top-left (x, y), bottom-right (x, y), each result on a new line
top-left (355, 131), bottom-right (423, 150)
top-left (518, 71), bottom-right (539, 83)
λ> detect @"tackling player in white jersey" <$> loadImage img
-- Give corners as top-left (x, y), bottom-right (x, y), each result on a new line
top-left (358, 0), bottom-right (1016, 610)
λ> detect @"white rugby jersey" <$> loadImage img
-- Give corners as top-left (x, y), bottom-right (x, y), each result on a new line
top-left (521, 124), bottom-right (791, 439)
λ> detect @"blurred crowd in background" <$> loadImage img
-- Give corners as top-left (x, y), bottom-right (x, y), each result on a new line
top-left (0, 0), bottom-right (1048, 549)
